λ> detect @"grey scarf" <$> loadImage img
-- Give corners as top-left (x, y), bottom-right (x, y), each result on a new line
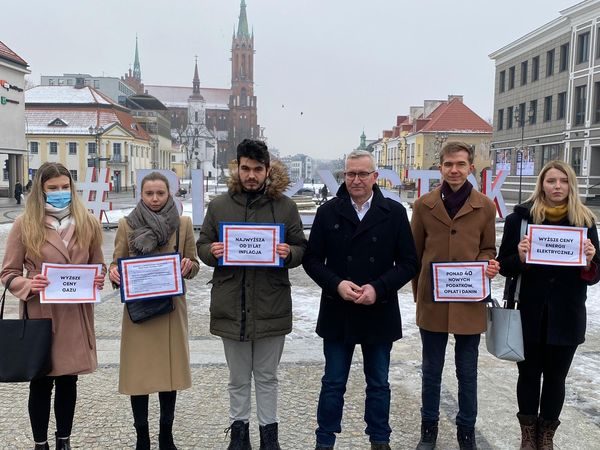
top-left (126, 196), bottom-right (180, 255)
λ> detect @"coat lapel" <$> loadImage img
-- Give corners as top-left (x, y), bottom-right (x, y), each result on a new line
top-left (353, 194), bottom-right (389, 238)
top-left (453, 190), bottom-right (483, 221)
top-left (45, 228), bottom-right (71, 261)
top-left (423, 190), bottom-right (452, 228)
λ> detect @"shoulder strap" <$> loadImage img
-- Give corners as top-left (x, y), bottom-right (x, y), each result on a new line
top-left (514, 218), bottom-right (528, 304)
top-left (175, 225), bottom-right (180, 253)
top-left (0, 275), bottom-right (18, 320)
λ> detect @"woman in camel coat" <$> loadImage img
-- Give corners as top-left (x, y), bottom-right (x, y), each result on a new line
top-left (109, 171), bottom-right (199, 450)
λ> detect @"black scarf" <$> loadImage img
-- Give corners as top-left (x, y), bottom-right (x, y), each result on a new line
top-left (440, 180), bottom-right (472, 219)
top-left (126, 196), bottom-right (180, 255)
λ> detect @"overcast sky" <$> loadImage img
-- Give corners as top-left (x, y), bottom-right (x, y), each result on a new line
top-left (4, 0), bottom-right (578, 159)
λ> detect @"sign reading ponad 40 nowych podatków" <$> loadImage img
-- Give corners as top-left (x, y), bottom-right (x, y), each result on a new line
top-left (526, 224), bottom-right (587, 266)
top-left (431, 261), bottom-right (490, 303)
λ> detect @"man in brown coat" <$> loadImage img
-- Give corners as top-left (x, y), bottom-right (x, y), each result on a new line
top-left (410, 142), bottom-right (499, 450)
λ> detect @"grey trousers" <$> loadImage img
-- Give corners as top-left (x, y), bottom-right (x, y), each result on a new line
top-left (222, 335), bottom-right (285, 426)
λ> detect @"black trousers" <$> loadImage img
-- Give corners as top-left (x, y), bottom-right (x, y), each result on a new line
top-left (29, 375), bottom-right (78, 443)
top-left (131, 391), bottom-right (177, 426)
top-left (517, 340), bottom-right (577, 420)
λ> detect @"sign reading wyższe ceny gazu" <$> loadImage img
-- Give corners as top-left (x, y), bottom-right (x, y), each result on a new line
top-left (431, 261), bottom-right (490, 302)
top-left (526, 224), bottom-right (586, 266)
top-left (219, 222), bottom-right (284, 267)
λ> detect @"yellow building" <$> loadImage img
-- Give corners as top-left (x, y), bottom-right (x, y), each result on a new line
top-left (25, 85), bottom-right (151, 190)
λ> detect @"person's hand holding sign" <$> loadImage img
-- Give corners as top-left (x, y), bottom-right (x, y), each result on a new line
top-left (94, 273), bottom-right (105, 290)
top-left (584, 239), bottom-right (596, 267)
top-left (518, 235), bottom-right (531, 263)
top-left (109, 266), bottom-right (120, 286)
top-left (211, 242), bottom-right (224, 259)
top-left (276, 243), bottom-right (290, 260)
top-left (181, 258), bottom-right (193, 276)
top-left (485, 259), bottom-right (500, 279)
top-left (30, 274), bottom-right (49, 294)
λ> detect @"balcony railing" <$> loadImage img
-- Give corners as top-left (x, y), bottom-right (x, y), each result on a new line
top-left (107, 154), bottom-right (128, 164)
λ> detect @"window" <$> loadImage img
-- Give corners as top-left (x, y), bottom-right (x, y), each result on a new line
top-left (507, 106), bottom-right (514, 129)
top-left (577, 31), bottom-right (590, 64)
top-left (68, 142), bottom-right (77, 155)
top-left (508, 66), bottom-right (515, 89)
top-left (49, 142), bottom-right (58, 155)
top-left (48, 79), bottom-right (54, 86)
top-left (88, 142), bottom-right (97, 154)
top-left (69, 170), bottom-right (78, 181)
top-left (113, 143), bottom-right (122, 162)
top-left (499, 70), bottom-right (506, 93)
top-left (575, 85), bottom-right (587, 125)
top-left (559, 43), bottom-right (569, 71)
top-left (544, 96), bottom-right (553, 122)
top-left (571, 147), bottom-right (582, 175)
top-left (542, 144), bottom-right (560, 166)
top-left (597, 29), bottom-right (600, 58)
top-left (529, 100), bottom-right (537, 125)
top-left (517, 103), bottom-right (526, 127)
top-left (497, 109), bottom-right (504, 131)
top-left (30, 142), bottom-right (39, 154)
top-left (546, 49), bottom-right (555, 76)
top-left (595, 82), bottom-right (600, 123)
top-left (93, 80), bottom-right (100, 88)
top-left (532, 56), bottom-right (540, 82)
top-left (521, 61), bottom-right (528, 85)
top-left (557, 91), bottom-right (566, 120)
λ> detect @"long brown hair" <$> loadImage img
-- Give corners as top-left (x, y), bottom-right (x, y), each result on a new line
top-left (527, 160), bottom-right (596, 227)
top-left (21, 162), bottom-right (103, 259)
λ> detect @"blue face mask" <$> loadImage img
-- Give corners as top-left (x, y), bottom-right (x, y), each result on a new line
top-left (45, 191), bottom-right (72, 209)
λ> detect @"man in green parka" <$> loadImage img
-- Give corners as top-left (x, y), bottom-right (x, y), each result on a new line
top-left (197, 138), bottom-right (307, 450)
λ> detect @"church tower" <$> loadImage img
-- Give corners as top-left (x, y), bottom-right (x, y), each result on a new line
top-left (122, 35), bottom-right (145, 94)
top-left (188, 57), bottom-right (206, 126)
top-left (227, 0), bottom-right (260, 164)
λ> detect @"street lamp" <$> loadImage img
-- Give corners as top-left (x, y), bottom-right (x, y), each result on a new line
top-left (514, 106), bottom-right (535, 203)
top-left (88, 125), bottom-right (104, 171)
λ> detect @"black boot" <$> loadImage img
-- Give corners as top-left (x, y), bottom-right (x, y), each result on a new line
top-left (55, 434), bottom-right (71, 450)
top-left (134, 422), bottom-right (151, 450)
top-left (516, 413), bottom-right (537, 450)
top-left (227, 420), bottom-right (252, 450)
top-left (34, 443), bottom-right (49, 450)
top-left (537, 418), bottom-right (560, 450)
top-left (159, 422), bottom-right (177, 449)
top-left (371, 443), bottom-right (391, 450)
top-left (457, 425), bottom-right (477, 450)
top-left (416, 421), bottom-right (438, 449)
top-left (259, 423), bottom-right (281, 450)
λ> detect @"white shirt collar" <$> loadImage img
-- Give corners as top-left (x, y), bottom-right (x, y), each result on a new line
top-left (351, 191), bottom-right (374, 220)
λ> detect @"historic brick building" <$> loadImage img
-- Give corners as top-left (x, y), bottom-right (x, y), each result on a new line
top-left (145, 0), bottom-right (260, 169)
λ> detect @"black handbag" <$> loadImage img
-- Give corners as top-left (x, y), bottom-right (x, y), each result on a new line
top-left (0, 276), bottom-right (53, 382)
top-left (126, 227), bottom-right (179, 324)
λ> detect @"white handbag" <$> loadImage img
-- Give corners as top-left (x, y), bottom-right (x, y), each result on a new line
top-left (485, 218), bottom-right (527, 362)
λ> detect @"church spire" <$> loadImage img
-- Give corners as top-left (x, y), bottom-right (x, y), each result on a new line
top-left (237, 0), bottom-right (250, 39)
top-left (133, 35), bottom-right (141, 81)
top-left (192, 56), bottom-right (204, 99)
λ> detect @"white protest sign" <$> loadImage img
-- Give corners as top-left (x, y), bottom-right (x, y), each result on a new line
top-left (219, 223), bottom-right (284, 267)
top-left (431, 261), bottom-right (490, 302)
top-left (40, 263), bottom-right (103, 303)
top-left (526, 224), bottom-right (586, 266)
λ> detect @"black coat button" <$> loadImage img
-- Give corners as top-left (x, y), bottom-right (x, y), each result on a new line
top-left (372, 236), bottom-right (378, 242)
top-left (347, 256), bottom-right (353, 262)
top-left (369, 257), bottom-right (375, 262)
top-left (334, 224), bottom-right (340, 229)
top-left (451, 230), bottom-right (457, 235)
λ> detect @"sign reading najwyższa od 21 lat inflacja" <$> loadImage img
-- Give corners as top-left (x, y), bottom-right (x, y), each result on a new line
top-left (219, 223), bottom-right (284, 267)
top-left (431, 261), bottom-right (490, 302)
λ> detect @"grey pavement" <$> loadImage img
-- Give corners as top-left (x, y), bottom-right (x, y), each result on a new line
top-left (0, 195), bottom-right (599, 449)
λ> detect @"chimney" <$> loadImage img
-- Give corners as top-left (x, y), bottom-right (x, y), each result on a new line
top-left (74, 77), bottom-right (85, 89)
top-left (448, 95), bottom-right (463, 103)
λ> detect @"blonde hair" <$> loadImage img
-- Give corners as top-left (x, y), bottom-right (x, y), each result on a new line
top-left (528, 160), bottom-right (596, 227)
top-left (21, 162), bottom-right (103, 259)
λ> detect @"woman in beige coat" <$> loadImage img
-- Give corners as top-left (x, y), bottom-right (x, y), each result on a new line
top-left (109, 172), bottom-right (199, 450)
top-left (0, 162), bottom-right (105, 450)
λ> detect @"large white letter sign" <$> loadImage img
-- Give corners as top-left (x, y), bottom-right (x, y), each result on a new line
top-left (80, 167), bottom-right (111, 221)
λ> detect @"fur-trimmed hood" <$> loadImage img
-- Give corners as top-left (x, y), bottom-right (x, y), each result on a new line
top-left (227, 159), bottom-right (290, 199)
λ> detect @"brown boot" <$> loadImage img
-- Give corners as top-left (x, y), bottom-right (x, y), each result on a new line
top-left (516, 414), bottom-right (537, 450)
top-left (537, 418), bottom-right (560, 450)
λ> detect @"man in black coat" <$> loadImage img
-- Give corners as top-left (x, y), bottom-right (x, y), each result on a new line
top-left (303, 150), bottom-right (418, 450)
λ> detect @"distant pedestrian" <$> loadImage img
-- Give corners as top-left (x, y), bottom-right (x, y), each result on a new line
top-left (497, 160), bottom-right (599, 449)
top-left (109, 171), bottom-right (200, 449)
top-left (320, 185), bottom-right (328, 204)
top-left (14, 181), bottom-right (23, 204)
top-left (0, 162), bottom-right (105, 450)
top-left (303, 150), bottom-right (418, 449)
top-left (197, 139), bottom-right (306, 450)
top-left (25, 179), bottom-right (32, 193)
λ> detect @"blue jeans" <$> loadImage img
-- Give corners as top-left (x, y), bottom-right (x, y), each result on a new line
top-left (420, 328), bottom-right (480, 428)
top-left (315, 339), bottom-right (393, 447)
